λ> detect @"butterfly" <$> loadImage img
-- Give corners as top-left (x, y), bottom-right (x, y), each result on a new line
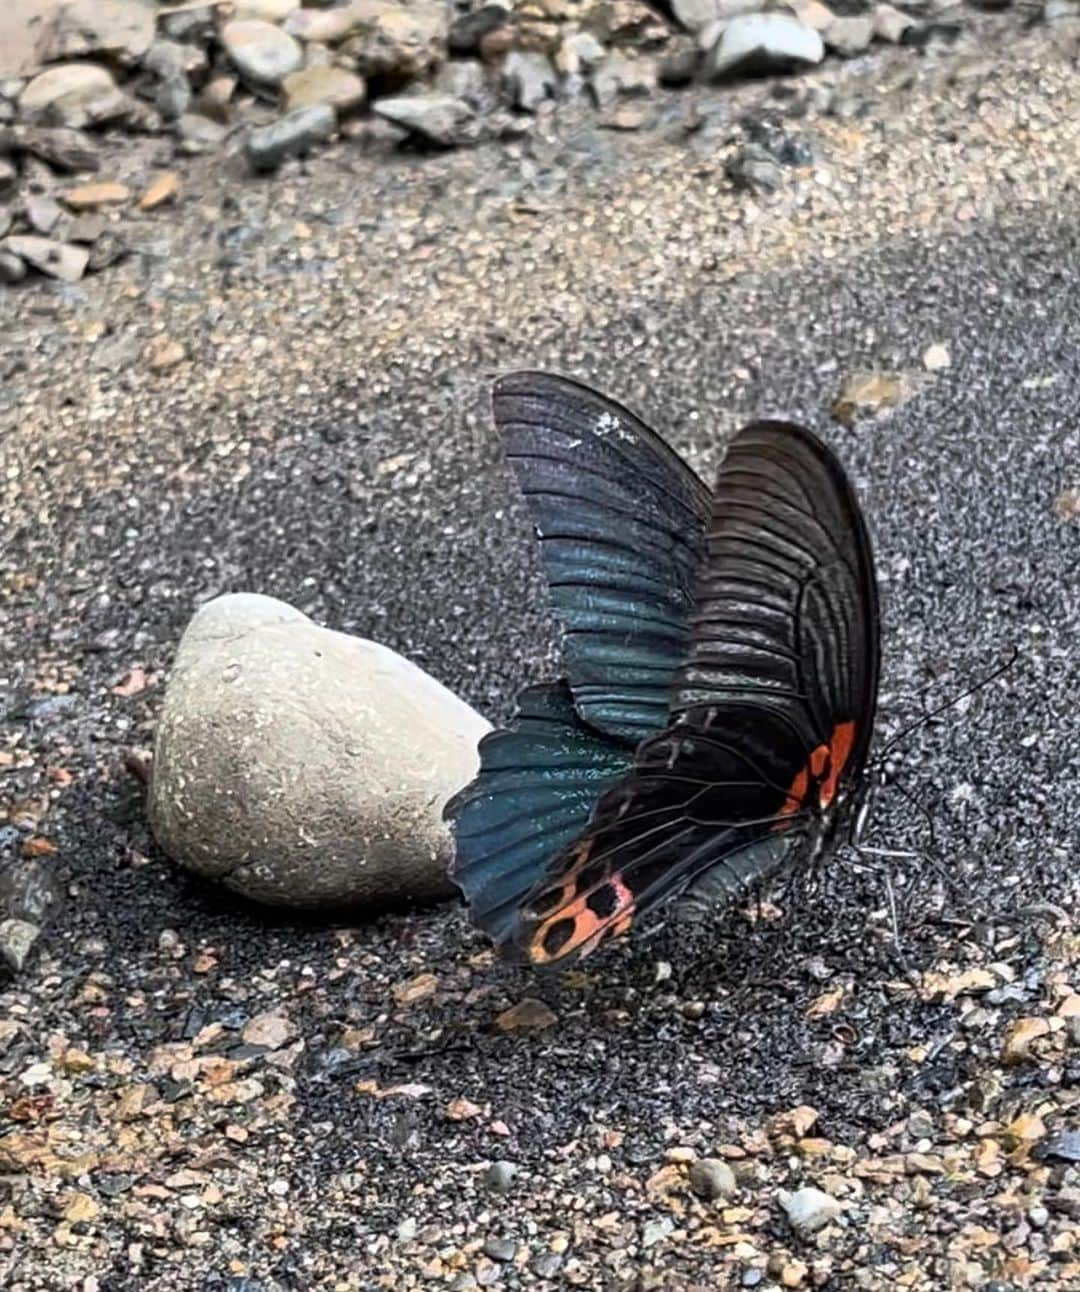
top-left (444, 371), bottom-right (880, 967)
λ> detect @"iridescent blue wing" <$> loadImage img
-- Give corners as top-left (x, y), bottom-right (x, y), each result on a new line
top-left (493, 371), bottom-right (712, 745)
top-left (445, 682), bottom-right (633, 952)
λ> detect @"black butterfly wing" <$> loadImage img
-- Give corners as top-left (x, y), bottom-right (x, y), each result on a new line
top-left (492, 371), bottom-right (712, 745)
top-left (446, 374), bottom-right (717, 948)
top-left (508, 420), bottom-right (880, 967)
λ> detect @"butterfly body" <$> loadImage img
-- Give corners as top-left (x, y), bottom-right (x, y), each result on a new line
top-left (446, 373), bottom-right (879, 967)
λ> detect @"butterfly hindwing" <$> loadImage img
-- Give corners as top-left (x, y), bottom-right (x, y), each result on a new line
top-left (445, 681), bottom-right (633, 952)
top-left (492, 371), bottom-right (712, 745)
top-left (507, 421), bottom-right (880, 967)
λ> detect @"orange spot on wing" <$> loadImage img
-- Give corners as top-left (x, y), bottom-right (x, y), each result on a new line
top-left (776, 720), bottom-right (859, 822)
top-left (526, 867), bottom-right (636, 966)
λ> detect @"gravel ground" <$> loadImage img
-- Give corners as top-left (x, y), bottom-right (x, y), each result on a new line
top-left (1, 22), bottom-right (1079, 1292)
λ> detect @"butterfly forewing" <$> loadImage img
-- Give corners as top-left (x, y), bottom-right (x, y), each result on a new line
top-left (493, 371), bottom-right (712, 745)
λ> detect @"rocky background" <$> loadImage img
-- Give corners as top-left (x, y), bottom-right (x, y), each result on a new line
top-left (0, 0), bottom-right (1077, 284)
top-left (1, 2), bottom-right (1079, 1291)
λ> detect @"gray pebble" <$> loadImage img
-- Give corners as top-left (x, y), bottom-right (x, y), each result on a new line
top-left (483, 1160), bottom-right (518, 1193)
top-left (245, 104), bottom-right (336, 172)
top-left (483, 1236), bottom-right (516, 1262)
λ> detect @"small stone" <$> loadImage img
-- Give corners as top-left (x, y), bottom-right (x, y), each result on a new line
top-left (24, 196), bottom-right (62, 234)
top-left (590, 52), bottom-right (657, 109)
top-left (148, 594), bottom-right (486, 910)
top-left (449, 4), bottom-right (513, 55)
top-left (155, 77), bottom-right (191, 122)
top-left (342, 2), bottom-right (449, 84)
top-left (484, 1237), bottom-right (516, 1262)
top-left (197, 77), bottom-right (237, 124)
top-left (824, 16), bottom-right (874, 56)
top-left (32, 0), bottom-right (155, 66)
top-left (923, 342), bottom-right (951, 371)
top-left (282, 66), bottom-right (366, 115)
top-left (63, 182), bottom-right (130, 210)
top-left (484, 1161), bottom-right (518, 1193)
top-left (18, 64), bottom-right (117, 127)
top-left (708, 14), bottom-right (825, 78)
top-left (496, 998), bottom-right (558, 1032)
top-left (1004, 1113), bottom-right (1047, 1146)
top-left (447, 1096), bottom-right (482, 1121)
top-left (373, 94), bottom-right (473, 148)
top-left (14, 125), bottom-right (100, 172)
top-left (245, 104), bottom-right (336, 172)
top-left (557, 30), bottom-right (607, 76)
top-left (726, 144), bottom-right (785, 193)
top-left (642, 1216), bottom-right (675, 1247)
top-left (659, 37), bottom-right (700, 86)
top-left (67, 212), bottom-right (106, 243)
top-left (0, 917), bottom-right (38, 966)
top-left (781, 1262), bottom-right (809, 1289)
top-left (873, 3), bottom-right (915, 42)
top-left (222, 20), bottom-right (304, 87)
top-left (393, 972), bottom-right (438, 1005)
top-left (779, 1186), bottom-right (843, 1234)
top-left (1002, 1017), bottom-right (1051, 1065)
top-left (241, 1012), bottom-right (293, 1050)
top-left (0, 249), bottom-right (25, 283)
top-left (434, 60), bottom-right (488, 107)
top-left (139, 172), bottom-right (180, 212)
top-left (768, 1105), bottom-right (819, 1140)
top-left (673, 0), bottom-right (757, 31)
top-left (144, 336), bottom-right (185, 371)
top-left (63, 1192), bottom-right (99, 1224)
top-left (2, 234), bottom-right (87, 282)
top-left (1038, 1130), bottom-right (1080, 1163)
top-left (833, 370), bottom-right (904, 425)
top-left (233, 0), bottom-right (300, 19)
top-left (176, 114), bottom-right (227, 154)
top-left (503, 51), bottom-right (557, 112)
top-left (689, 1157), bottom-right (737, 1199)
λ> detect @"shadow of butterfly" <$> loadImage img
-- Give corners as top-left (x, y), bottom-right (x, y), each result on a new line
top-left (445, 371), bottom-right (880, 968)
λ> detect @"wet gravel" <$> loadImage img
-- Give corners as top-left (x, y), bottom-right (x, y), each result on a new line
top-left (0, 24), bottom-right (1078, 1292)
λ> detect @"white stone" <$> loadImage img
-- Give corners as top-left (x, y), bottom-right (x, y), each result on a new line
top-left (2, 235), bottom-right (88, 282)
top-left (779, 1186), bottom-right (843, 1233)
top-left (707, 13), bottom-right (825, 78)
top-left (148, 593), bottom-right (490, 911)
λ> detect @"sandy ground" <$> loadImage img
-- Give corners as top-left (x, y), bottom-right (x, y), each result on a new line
top-left (1, 19), bottom-right (1079, 1292)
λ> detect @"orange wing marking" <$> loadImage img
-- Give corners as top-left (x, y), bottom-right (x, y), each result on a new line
top-left (526, 864), bottom-right (636, 966)
top-left (776, 720), bottom-right (858, 823)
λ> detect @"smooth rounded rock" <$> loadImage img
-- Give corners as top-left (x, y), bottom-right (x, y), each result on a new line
top-left (18, 63), bottom-right (117, 123)
top-left (222, 20), bottom-right (304, 86)
top-left (148, 593), bottom-right (490, 911)
top-left (282, 65), bottom-right (366, 114)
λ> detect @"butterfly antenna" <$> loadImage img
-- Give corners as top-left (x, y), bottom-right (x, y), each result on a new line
top-left (872, 647), bottom-right (1020, 767)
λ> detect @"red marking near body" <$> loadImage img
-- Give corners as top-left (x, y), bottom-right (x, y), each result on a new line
top-left (776, 720), bottom-right (858, 823)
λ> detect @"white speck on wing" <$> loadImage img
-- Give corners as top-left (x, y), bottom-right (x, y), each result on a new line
top-left (594, 411), bottom-right (635, 443)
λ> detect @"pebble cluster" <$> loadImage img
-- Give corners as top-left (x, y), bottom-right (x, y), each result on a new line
top-left (0, 0), bottom-right (1073, 285)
